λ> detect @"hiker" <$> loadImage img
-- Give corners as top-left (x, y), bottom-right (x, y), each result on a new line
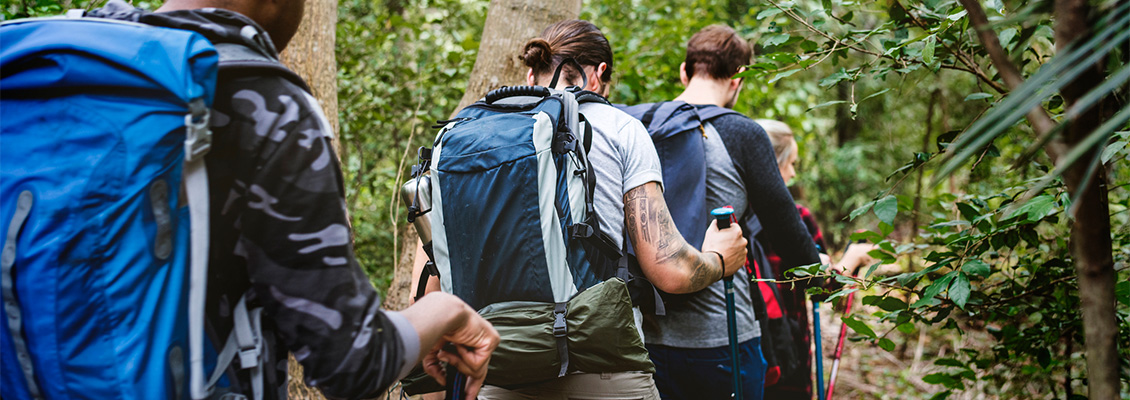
top-left (410, 19), bottom-right (748, 400)
top-left (0, 0), bottom-right (498, 399)
top-left (618, 25), bottom-right (823, 400)
top-left (756, 119), bottom-right (878, 400)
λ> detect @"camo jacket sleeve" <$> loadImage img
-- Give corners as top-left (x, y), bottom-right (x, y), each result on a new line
top-left (207, 74), bottom-right (420, 399)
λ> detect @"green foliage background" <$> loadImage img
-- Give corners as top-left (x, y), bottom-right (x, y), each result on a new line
top-left (3, 0), bottom-right (1128, 397)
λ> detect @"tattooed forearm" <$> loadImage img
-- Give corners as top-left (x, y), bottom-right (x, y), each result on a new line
top-left (624, 183), bottom-right (723, 293)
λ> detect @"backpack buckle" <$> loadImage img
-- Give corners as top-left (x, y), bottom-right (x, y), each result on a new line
top-left (184, 98), bottom-right (212, 162)
top-left (568, 223), bottom-right (594, 238)
top-left (552, 302), bottom-right (567, 337)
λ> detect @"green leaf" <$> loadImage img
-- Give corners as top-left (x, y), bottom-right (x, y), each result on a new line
top-left (849, 200), bottom-right (875, 221)
top-left (912, 272), bottom-right (957, 308)
top-left (961, 260), bottom-right (991, 278)
top-left (1115, 280), bottom-right (1130, 307)
top-left (874, 195), bottom-right (897, 225)
top-left (1102, 140), bottom-right (1127, 163)
top-left (999, 27), bottom-right (1018, 50)
top-left (964, 92), bottom-right (993, 101)
top-left (897, 322), bottom-right (915, 334)
top-left (763, 34), bottom-right (791, 47)
top-left (825, 288), bottom-right (858, 302)
top-left (819, 68), bottom-right (851, 87)
top-left (922, 373), bottom-right (953, 385)
top-left (1004, 194), bottom-right (1056, 222)
top-left (807, 100), bottom-right (847, 111)
top-left (877, 296), bottom-right (908, 311)
top-left (922, 35), bottom-right (937, 65)
top-left (935, 358), bottom-right (966, 368)
top-left (861, 88), bottom-right (891, 103)
top-left (864, 261), bottom-right (882, 278)
top-left (756, 8), bottom-right (784, 20)
top-left (842, 315), bottom-right (877, 338)
top-left (877, 338), bottom-right (895, 351)
top-left (768, 69), bottom-right (801, 84)
top-left (929, 390), bottom-right (953, 400)
top-left (949, 273), bottom-right (971, 309)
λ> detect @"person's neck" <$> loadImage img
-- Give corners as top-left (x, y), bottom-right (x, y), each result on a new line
top-left (674, 77), bottom-right (733, 108)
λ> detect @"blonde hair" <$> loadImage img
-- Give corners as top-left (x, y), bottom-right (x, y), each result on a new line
top-left (755, 119), bottom-right (796, 166)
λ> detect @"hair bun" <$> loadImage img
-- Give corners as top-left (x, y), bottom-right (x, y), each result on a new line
top-left (521, 38), bottom-right (553, 69)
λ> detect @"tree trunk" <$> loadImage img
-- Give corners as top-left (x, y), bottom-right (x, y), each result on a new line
top-left (454, 0), bottom-right (583, 111)
top-left (1053, 1), bottom-right (1119, 398)
top-left (279, 0), bottom-right (340, 146)
top-left (278, 0), bottom-right (337, 397)
top-left (383, 0), bottom-right (583, 310)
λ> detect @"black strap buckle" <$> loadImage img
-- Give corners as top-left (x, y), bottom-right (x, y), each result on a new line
top-left (552, 302), bottom-right (567, 337)
top-left (568, 223), bottom-right (594, 239)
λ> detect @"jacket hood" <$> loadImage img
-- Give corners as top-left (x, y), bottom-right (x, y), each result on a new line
top-left (88, 0), bottom-right (281, 60)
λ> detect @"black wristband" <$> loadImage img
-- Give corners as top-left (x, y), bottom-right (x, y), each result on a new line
top-left (707, 250), bottom-right (725, 270)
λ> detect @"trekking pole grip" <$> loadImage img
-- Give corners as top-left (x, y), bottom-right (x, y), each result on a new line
top-left (711, 206), bottom-right (735, 282)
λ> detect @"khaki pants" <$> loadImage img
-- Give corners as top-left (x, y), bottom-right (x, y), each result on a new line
top-left (477, 372), bottom-right (661, 400)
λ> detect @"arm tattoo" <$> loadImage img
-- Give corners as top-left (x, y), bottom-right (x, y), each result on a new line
top-left (624, 183), bottom-right (722, 292)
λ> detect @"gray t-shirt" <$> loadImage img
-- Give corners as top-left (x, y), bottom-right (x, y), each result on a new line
top-left (643, 121), bottom-right (760, 348)
top-left (580, 102), bottom-right (664, 247)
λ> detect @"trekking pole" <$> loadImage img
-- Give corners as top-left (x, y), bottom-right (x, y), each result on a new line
top-left (827, 241), bottom-right (865, 400)
top-left (711, 206), bottom-right (741, 400)
top-left (825, 287), bottom-right (855, 400)
top-left (813, 299), bottom-right (825, 400)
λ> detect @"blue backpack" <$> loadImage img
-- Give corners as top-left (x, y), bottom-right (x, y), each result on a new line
top-left (1, 15), bottom-right (299, 400)
top-left (615, 102), bottom-right (741, 250)
top-left (400, 62), bottom-right (655, 389)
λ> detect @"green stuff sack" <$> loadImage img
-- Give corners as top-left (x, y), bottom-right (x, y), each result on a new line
top-left (401, 278), bottom-right (653, 394)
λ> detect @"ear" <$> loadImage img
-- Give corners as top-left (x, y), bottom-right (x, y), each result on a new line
top-left (730, 77), bottom-right (742, 91)
top-left (588, 63), bottom-right (608, 92)
top-left (679, 62), bottom-right (689, 86)
top-left (526, 68), bottom-right (537, 86)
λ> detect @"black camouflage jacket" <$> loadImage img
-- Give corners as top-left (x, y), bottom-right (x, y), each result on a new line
top-left (89, 2), bottom-right (418, 399)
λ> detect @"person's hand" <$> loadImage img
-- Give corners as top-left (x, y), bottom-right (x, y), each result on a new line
top-left (421, 303), bottom-right (499, 399)
top-left (838, 243), bottom-right (878, 274)
top-left (701, 219), bottom-right (748, 278)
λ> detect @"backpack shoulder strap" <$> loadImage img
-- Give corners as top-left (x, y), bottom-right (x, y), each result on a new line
top-left (214, 42), bottom-right (311, 93)
top-left (695, 104), bottom-right (741, 122)
top-left (574, 90), bottom-right (610, 106)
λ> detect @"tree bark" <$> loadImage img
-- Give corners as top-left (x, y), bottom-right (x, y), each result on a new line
top-left (278, 0), bottom-right (337, 397)
top-left (279, 0), bottom-right (340, 147)
top-left (384, 0), bottom-right (583, 309)
top-left (454, 0), bottom-right (583, 111)
top-left (1053, 1), bottom-right (1119, 399)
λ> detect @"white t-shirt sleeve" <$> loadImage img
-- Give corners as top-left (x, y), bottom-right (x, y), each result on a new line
top-left (617, 116), bottom-right (664, 194)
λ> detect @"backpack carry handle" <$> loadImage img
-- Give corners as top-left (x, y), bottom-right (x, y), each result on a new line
top-left (485, 85), bottom-right (550, 104)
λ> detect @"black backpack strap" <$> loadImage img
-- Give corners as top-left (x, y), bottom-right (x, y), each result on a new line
top-left (214, 42), bottom-right (311, 93)
top-left (639, 102), bottom-right (664, 129)
top-left (694, 104), bottom-right (742, 122)
top-left (413, 241), bottom-right (440, 302)
top-left (567, 113), bottom-right (600, 240)
top-left (574, 90), bottom-right (611, 106)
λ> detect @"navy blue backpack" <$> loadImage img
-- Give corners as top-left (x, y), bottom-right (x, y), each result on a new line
top-left (1, 14), bottom-right (298, 400)
top-left (616, 101), bottom-right (740, 250)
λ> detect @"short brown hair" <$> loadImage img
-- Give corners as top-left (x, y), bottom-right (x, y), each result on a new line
top-left (685, 25), bottom-right (751, 80)
top-left (521, 20), bottom-right (614, 85)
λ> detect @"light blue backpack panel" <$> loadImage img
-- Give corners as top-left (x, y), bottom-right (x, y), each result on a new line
top-left (1, 18), bottom-right (215, 400)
